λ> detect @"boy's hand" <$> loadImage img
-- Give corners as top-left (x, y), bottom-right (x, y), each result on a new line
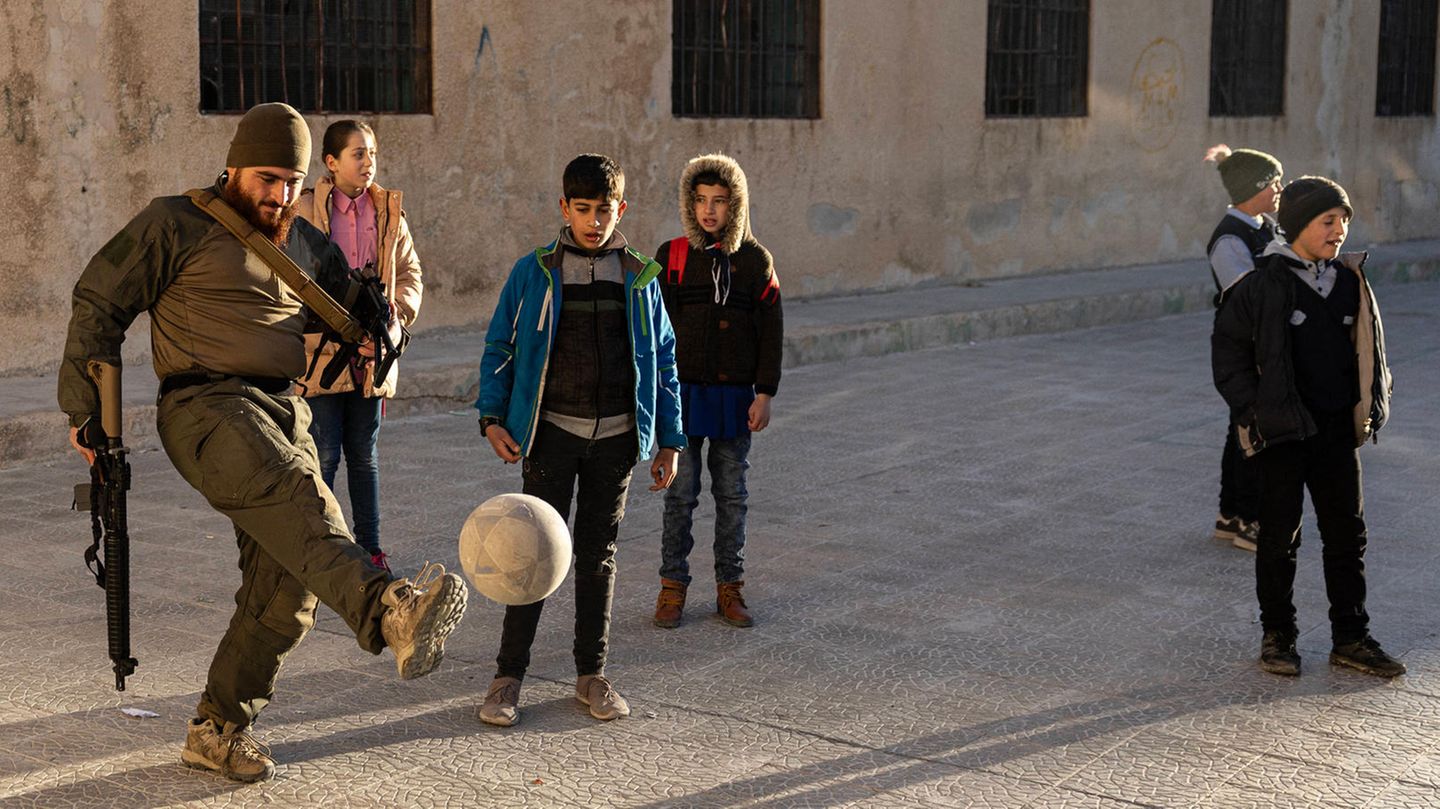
top-left (650, 447), bottom-right (680, 491)
top-left (748, 394), bottom-right (773, 432)
top-left (484, 424), bottom-right (522, 464)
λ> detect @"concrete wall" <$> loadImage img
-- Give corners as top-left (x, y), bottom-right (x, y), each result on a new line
top-left (2, 0), bottom-right (1438, 376)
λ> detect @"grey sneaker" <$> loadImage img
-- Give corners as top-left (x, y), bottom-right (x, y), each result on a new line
top-left (380, 561), bottom-right (468, 680)
top-left (180, 718), bottom-right (275, 783)
top-left (478, 676), bottom-right (522, 727)
top-left (576, 674), bottom-right (630, 721)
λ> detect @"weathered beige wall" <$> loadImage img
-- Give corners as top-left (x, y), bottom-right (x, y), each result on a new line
top-left (3, 0), bottom-right (1438, 376)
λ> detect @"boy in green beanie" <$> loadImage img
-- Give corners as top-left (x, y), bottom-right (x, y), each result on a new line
top-left (1202, 143), bottom-right (1283, 551)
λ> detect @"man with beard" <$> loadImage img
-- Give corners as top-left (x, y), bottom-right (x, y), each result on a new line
top-left (58, 103), bottom-right (467, 783)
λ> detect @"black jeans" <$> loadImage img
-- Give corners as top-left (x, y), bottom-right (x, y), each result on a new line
top-left (495, 421), bottom-right (638, 680)
top-left (1219, 425), bottom-right (1260, 521)
top-left (1254, 409), bottom-right (1369, 645)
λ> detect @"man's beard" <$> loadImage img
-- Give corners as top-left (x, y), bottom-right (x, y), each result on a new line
top-left (222, 178), bottom-right (298, 247)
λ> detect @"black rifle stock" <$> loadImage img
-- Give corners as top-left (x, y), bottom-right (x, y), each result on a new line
top-left (74, 360), bottom-right (138, 691)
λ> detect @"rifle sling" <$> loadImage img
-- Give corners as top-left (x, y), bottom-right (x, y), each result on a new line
top-left (184, 188), bottom-right (366, 344)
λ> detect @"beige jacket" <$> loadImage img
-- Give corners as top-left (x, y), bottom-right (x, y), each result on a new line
top-left (294, 177), bottom-right (423, 397)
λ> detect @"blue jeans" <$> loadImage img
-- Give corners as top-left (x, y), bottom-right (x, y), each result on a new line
top-left (306, 391), bottom-right (383, 555)
top-left (660, 433), bottom-right (751, 586)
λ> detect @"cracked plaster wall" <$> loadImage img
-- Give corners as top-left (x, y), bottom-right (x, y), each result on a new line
top-left (2, 0), bottom-right (1439, 375)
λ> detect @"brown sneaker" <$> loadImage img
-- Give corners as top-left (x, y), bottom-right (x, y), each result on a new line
top-left (576, 674), bottom-right (631, 721)
top-left (717, 581), bottom-right (754, 627)
top-left (653, 578), bottom-right (687, 628)
top-left (477, 676), bottom-right (522, 727)
top-left (180, 718), bottom-right (275, 783)
top-left (380, 561), bottom-right (468, 680)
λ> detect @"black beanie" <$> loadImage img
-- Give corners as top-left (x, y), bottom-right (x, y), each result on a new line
top-left (1277, 176), bottom-right (1352, 240)
top-left (226, 102), bottom-right (311, 173)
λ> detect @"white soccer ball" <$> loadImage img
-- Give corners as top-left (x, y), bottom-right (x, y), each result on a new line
top-left (458, 493), bottom-right (572, 606)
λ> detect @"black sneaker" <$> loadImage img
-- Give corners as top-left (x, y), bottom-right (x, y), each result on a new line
top-left (1330, 637), bottom-right (1407, 678)
top-left (1232, 520), bottom-right (1259, 552)
top-left (1214, 513), bottom-right (1242, 541)
top-left (1259, 630), bottom-right (1301, 676)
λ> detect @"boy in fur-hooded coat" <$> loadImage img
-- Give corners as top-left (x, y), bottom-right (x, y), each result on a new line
top-left (651, 153), bottom-right (783, 629)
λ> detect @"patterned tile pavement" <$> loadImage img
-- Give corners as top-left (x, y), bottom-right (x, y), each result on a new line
top-left (2, 282), bottom-right (1438, 807)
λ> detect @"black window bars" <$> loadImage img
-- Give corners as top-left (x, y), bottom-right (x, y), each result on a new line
top-left (984, 0), bottom-right (1090, 118)
top-left (199, 0), bottom-right (432, 114)
top-left (672, 0), bottom-right (821, 119)
top-left (1208, 0), bottom-right (1287, 117)
top-left (1377, 0), bottom-right (1438, 117)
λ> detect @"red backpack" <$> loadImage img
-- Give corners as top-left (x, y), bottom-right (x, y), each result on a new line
top-left (666, 236), bottom-right (690, 285)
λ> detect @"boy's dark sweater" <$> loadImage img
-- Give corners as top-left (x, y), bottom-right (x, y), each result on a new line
top-left (1290, 268), bottom-right (1360, 414)
top-left (541, 229), bottom-right (636, 434)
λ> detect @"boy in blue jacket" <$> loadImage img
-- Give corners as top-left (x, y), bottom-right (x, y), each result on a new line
top-left (474, 154), bottom-right (685, 726)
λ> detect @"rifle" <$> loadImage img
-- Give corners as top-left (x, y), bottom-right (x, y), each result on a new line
top-left (313, 261), bottom-right (410, 390)
top-left (182, 188), bottom-right (408, 392)
top-left (72, 361), bottom-right (138, 691)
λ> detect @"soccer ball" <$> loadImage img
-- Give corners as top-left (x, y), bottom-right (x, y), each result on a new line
top-left (458, 493), bottom-right (572, 606)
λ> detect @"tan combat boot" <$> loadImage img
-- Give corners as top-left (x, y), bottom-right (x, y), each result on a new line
top-left (717, 581), bottom-right (753, 627)
top-left (380, 561), bottom-right (468, 679)
top-left (653, 578), bottom-right (687, 628)
top-left (180, 718), bottom-right (275, 783)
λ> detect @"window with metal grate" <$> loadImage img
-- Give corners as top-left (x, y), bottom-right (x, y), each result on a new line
top-left (199, 0), bottom-right (432, 114)
top-left (984, 0), bottom-right (1090, 118)
top-left (671, 0), bottom-right (821, 119)
top-left (1376, 0), bottom-right (1438, 117)
top-left (1208, 0), bottom-right (1286, 117)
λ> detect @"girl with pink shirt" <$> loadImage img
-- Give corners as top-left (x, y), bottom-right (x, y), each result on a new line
top-left (295, 120), bottom-right (423, 571)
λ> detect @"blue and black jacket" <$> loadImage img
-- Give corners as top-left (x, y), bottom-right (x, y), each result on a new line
top-left (476, 233), bottom-right (686, 457)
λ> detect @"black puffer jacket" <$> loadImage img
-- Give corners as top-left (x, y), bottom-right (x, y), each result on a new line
top-left (1211, 248), bottom-right (1391, 456)
top-left (658, 153), bottom-right (783, 395)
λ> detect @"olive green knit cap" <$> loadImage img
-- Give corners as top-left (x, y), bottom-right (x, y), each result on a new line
top-left (1208, 145), bottom-right (1283, 204)
top-left (225, 102), bottom-right (311, 173)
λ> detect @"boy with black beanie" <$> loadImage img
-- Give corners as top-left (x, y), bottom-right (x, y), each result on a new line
top-left (1211, 176), bottom-right (1403, 679)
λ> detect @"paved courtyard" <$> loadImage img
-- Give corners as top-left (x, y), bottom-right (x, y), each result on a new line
top-left (2, 282), bottom-right (1439, 807)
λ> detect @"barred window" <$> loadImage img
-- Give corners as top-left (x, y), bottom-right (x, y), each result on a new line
top-left (671, 0), bottom-right (821, 119)
top-left (984, 0), bottom-right (1090, 118)
top-left (1209, 0), bottom-right (1286, 116)
top-left (1377, 0), bottom-right (1438, 117)
top-left (199, 0), bottom-right (432, 114)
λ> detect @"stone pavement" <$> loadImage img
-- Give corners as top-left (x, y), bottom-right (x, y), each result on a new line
top-left (3, 280), bottom-right (1440, 807)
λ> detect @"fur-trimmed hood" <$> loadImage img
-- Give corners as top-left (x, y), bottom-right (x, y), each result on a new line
top-left (679, 153), bottom-right (751, 254)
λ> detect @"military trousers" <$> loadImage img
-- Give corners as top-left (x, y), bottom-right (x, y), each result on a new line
top-left (157, 377), bottom-right (391, 729)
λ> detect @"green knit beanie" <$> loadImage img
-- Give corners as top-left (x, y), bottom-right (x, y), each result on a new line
top-left (226, 102), bottom-right (311, 173)
top-left (1207, 145), bottom-right (1283, 204)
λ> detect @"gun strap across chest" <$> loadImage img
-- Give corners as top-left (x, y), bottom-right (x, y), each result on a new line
top-left (184, 187), bottom-right (366, 344)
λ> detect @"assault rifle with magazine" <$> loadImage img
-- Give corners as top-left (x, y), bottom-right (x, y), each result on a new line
top-left (72, 360), bottom-right (138, 691)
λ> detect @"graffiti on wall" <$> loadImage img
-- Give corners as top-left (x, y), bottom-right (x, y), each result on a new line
top-left (474, 25), bottom-right (494, 72)
top-left (1129, 38), bottom-right (1182, 153)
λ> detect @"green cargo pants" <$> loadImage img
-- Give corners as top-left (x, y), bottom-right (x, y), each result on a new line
top-left (157, 377), bottom-right (391, 729)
